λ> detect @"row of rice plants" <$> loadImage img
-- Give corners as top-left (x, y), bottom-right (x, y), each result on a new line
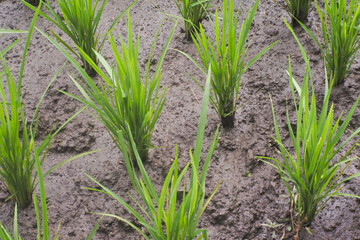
top-left (0, 0), bottom-right (220, 238)
top-left (169, 0), bottom-right (360, 126)
top-left (23, 0), bottom-right (360, 86)
top-left (38, 7), bottom-right (221, 237)
top-left (23, 0), bottom-right (360, 87)
top-left (1, 0), bottom-right (360, 238)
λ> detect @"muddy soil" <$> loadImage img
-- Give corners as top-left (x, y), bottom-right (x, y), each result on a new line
top-left (1, 0), bottom-right (360, 239)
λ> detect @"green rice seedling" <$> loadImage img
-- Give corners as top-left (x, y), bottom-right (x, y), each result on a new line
top-left (0, 2), bottom-right (45, 208)
top-left (284, 0), bottom-right (312, 26)
top-left (0, 3), bottom-right (87, 208)
top-left (0, 51), bottom-right (83, 208)
top-left (21, 0), bottom-right (137, 76)
top-left (259, 21), bottom-right (360, 232)
top-left (85, 67), bottom-right (220, 240)
top-left (37, 14), bottom-right (176, 163)
top-left (299, 0), bottom-right (360, 85)
top-left (173, 0), bottom-right (212, 40)
top-left (180, 0), bottom-right (276, 127)
top-left (0, 136), bottom-right (101, 240)
top-left (0, 57), bottom-right (35, 208)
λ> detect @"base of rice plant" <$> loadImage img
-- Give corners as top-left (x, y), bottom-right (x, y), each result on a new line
top-left (284, 0), bottom-right (312, 27)
top-left (173, 0), bottom-right (212, 40)
top-left (221, 112), bottom-right (235, 128)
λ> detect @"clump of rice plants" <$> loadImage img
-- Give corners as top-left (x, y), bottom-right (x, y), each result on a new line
top-left (0, 52), bottom-right (83, 208)
top-left (174, 0), bottom-right (212, 40)
top-left (181, 0), bottom-right (276, 128)
top-left (0, 57), bottom-right (36, 209)
top-left (85, 67), bottom-right (220, 240)
top-left (0, 4), bottom-right (87, 209)
top-left (300, 0), bottom-right (360, 85)
top-left (259, 21), bottom-right (360, 238)
top-left (0, 3), bottom-right (48, 208)
top-left (284, 0), bottom-right (312, 26)
top-left (38, 13), bottom-right (176, 164)
top-left (22, 0), bottom-right (136, 76)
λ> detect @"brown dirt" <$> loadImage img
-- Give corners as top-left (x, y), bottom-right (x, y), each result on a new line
top-left (1, 0), bottom-right (360, 239)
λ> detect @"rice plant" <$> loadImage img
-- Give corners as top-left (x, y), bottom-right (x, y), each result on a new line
top-left (37, 13), bottom-right (176, 163)
top-left (0, 3), bottom-right (87, 208)
top-left (85, 67), bottom-right (220, 240)
top-left (300, 0), bottom-right (360, 85)
top-left (21, 0), bottom-right (137, 76)
top-left (284, 0), bottom-right (312, 26)
top-left (0, 137), bottom-right (101, 240)
top-left (0, 3), bottom-right (45, 208)
top-left (0, 59), bottom-right (34, 208)
top-left (174, 0), bottom-right (212, 40)
top-left (259, 21), bottom-right (360, 234)
top-left (0, 54), bottom-right (86, 208)
top-left (180, 0), bottom-right (276, 127)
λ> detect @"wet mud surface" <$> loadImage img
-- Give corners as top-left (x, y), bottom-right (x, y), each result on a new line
top-left (1, 0), bottom-right (360, 239)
